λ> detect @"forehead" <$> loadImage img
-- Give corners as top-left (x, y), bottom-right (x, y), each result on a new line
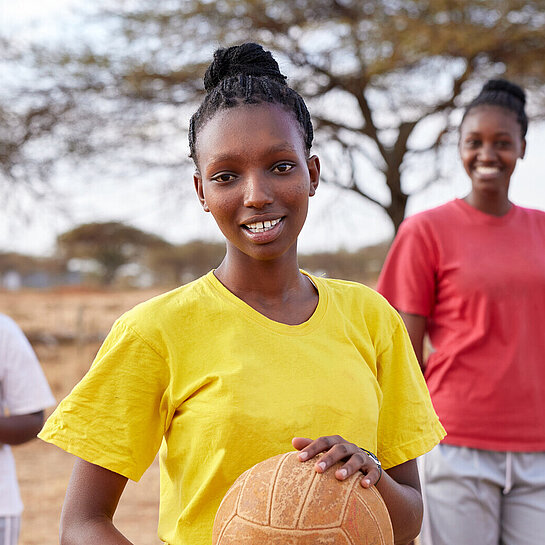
top-left (195, 103), bottom-right (306, 163)
top-left (461, 105), bottom-right (520, 135)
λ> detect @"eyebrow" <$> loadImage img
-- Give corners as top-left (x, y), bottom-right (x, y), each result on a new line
top-left (463, 131), bottom-right (514, 137)
top-left (207, 143), bottom-right (300, 164)
top-left (264, 143), bottom-right (299, 154)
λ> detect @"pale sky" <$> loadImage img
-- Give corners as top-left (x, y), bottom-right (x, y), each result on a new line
top-left (1, 1), bottom-right (544, 256)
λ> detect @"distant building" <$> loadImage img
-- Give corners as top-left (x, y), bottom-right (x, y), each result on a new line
top-left (0, 253), bottom-right (80, 290)
top-left (2, 270), bottom-right (22, 291)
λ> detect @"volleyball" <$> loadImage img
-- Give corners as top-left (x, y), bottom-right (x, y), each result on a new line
top-left (213, 451), bottom-right (394, 544)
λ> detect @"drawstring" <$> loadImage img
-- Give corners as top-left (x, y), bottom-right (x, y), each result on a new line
top-left (503, 452), bottom-right (513, 494)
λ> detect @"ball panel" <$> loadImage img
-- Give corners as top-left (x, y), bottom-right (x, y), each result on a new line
top-left (298, 454), bottom-right (359, 529)
top-left (343, 488), bottom-right (394, 545)
top-left (270, 451), bottom-right (316, 528)
top-left (217, 516), bottom-right (351, 545)
top-left (237, 452), bottom-right (287, 525)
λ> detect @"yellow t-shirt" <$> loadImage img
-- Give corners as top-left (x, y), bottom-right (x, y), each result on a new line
top-left (39, 271), bottom-right (445, 545)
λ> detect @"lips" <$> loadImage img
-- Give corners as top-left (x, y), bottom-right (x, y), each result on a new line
top-left (241, 216), bottom-right (285, 242)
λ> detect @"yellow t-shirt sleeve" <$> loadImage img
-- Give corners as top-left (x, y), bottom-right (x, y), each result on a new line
top-left (376, 312), bottom-right (445, 469)
top-left (39, 319), bottom-right (171, 481)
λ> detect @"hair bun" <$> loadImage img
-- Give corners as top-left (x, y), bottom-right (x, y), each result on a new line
top-left (482, 79), bottom-right (526, 105)
top-left (204, 42), bottom-right (287, 92)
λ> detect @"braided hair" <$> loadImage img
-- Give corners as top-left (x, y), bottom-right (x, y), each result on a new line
top-left (462, 79), bottom-right (528, 138)
top-left (189, 43), bottom-right (314, 163)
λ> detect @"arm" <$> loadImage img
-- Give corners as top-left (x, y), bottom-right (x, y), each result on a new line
top-left (293, 436), bottom-right (422, 545)
top-left (398, 312), bottom-right (427, 372)
top-left (0, 410), bottom-right (44, 445)
top-left (60, 458), bottom-right (133, 545)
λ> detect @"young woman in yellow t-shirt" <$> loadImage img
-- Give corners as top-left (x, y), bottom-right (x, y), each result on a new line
top-left (40, 43), bottom-right (444, 545)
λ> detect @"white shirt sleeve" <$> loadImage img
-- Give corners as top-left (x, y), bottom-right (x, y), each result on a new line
top-left (0, 314), bottom-right (55, 415)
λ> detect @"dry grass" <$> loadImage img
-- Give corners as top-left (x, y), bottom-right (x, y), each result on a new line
top-left (0, 288), bottom-right (165, 545)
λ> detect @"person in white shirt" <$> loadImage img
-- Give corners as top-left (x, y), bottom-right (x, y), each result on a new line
top-left (0, 313), bottom-right (55, 545)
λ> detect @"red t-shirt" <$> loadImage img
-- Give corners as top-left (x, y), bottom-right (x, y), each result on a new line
top-left (377, 199), bottom-right (545, 451)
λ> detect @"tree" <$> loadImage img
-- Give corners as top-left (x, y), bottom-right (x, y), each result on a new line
top-left (4, 1), bottom-right (545, 232)
top-left (57, 222), bottom-right (171, 285)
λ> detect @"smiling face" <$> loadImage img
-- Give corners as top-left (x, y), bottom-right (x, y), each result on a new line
top-left (193, 103), bottom-right (319, 265)
top-left (459, 105), bottom-right (526, 205)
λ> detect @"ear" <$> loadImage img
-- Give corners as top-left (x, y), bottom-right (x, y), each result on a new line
top-left (520, 138), bottom-right (526, 160)
top-left (307, 155), bottom-right (320, 197)
top-left (193, 171), bottom-right (210, 212)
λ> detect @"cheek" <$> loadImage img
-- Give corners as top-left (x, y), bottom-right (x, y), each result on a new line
top-left (459, 150), bottom-right (472, 170)
top-left (287, 179), bottom-right (312, 200)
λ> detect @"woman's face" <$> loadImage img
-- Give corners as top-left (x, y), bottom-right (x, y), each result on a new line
top-left (459, 105), bottom-right (526, 199)
top-left (193, 103), bottom-right (320, 264)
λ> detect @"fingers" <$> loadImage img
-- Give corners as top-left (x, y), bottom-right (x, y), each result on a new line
top-left (296, 435), bottom-right (345, 462)
top-left (291, 437), bottom-right (313, 451)
top-left (358, 464), bottom-right (382, 488)
top-left (293, 436), bottom-right (381, 485)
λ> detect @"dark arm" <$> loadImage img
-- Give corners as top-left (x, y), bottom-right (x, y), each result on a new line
top-left (0, 410), bottom-right (44, 445)
top-left (379, 459), bottom-right (422, 544)
top-left (398, 312), bottom-right (427, 371)
top-left (60, 458), bottom-right (133, 545)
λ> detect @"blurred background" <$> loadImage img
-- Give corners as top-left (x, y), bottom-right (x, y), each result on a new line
top-left (1, 1), bottom-right (544, 543)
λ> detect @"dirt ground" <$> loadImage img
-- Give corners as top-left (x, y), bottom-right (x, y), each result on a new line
top-left (1, 288), bottom-right (165, 545)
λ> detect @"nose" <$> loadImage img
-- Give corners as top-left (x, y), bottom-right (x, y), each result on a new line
top-left (243, 173), bottom-right (273, 209)
top-left (478, 142), bottom-right (496, 161)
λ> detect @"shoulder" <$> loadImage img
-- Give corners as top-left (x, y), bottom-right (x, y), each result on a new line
top-left (109, 273), bottom-right (216, 350)
top-left (513, 204), bottom-right (545, 224)
top-left (310, 275), bottom-right (401, 329)
top-left (0, 313), bottom-right (21, 334)
top-left (312, 274), bottom-right (381, 301)
top-left (0, 313), bottom-right (30, 349)
top-left (123, 273), bottom-right (213, 324)
top-left (400, 200), bottom-right (461, 233)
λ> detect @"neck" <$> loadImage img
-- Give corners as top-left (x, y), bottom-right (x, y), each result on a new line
top-left (214, 247), bottom-right (304, 302)
top-left (213, 244), bottom-right (319, 325)
top-left (464, 192), bottom-right (512, 217)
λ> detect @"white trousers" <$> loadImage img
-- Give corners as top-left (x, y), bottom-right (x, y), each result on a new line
top-left (419, 444), bottom-right (545, 545)
top-left (0, 517), bottom-right (20, 545)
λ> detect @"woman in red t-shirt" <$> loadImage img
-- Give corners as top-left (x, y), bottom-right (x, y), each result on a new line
top-left (378, 80), bottom-right (545, 545)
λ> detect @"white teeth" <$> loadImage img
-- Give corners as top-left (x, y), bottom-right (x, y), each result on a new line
top-left (245, 218), bottom-right (281, 233)
top-left (476, 166), bottom-right (500, 175)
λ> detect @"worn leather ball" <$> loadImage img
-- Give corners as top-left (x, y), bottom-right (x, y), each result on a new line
top-left (213, 451), bottom-right (394, 544)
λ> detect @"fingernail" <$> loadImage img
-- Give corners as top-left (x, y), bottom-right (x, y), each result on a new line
top-left (298, 452), bottom-right (308, 461)
top-left (317, 462), bottom-right (326, 471)
top-left (364, 478), bottom-right (371, 486)
top-left (339, 469), bottom-right (347, 479)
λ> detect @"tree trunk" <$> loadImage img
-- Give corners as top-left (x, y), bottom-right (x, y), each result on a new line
top-left (384, 167), bottom-right (409, 234)
top-left (386, 191), bottom-right (408, 234)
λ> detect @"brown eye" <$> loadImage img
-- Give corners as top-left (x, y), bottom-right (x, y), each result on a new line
top-left (273, 162), bottom-right (294, 173)
top-left (212, 173), bottom-right (236, 183)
